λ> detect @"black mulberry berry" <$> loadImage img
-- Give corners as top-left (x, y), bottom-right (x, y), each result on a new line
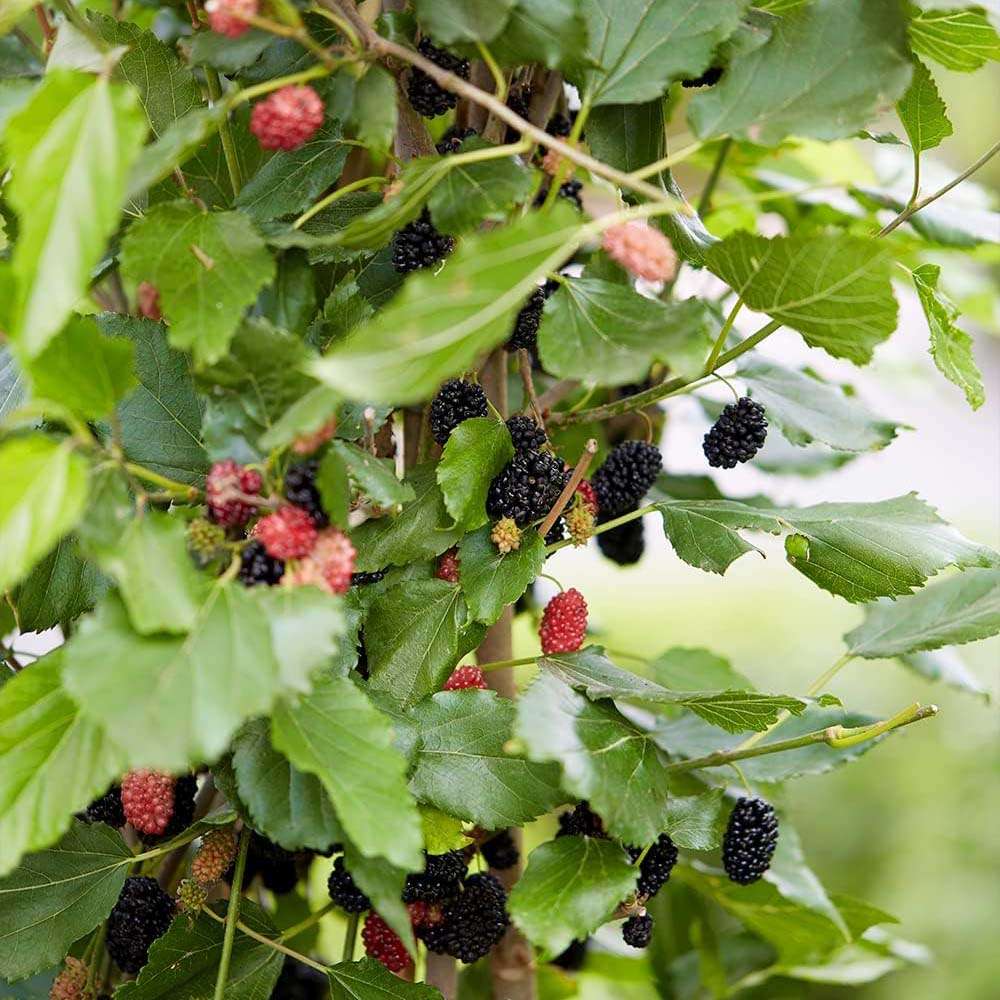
top-left (551, 937), bottom-right (588, 970)
top-left (507, 287), bottom-right (546, 352)
top-left (284, 460), bottom-right (328, 527)
top-left (407, 38), bottom-right (469, 118)
top-left (596, 515), bottom-right (645, 566)
top-left (546, 111), bottom-right (576, 138)
top-left (480, 829), bottom-right (519, 870)
top-left (430, 379), bottom-right (488, 445)
top-left (84, 785), bottom-right (125, 827)
top-left (436, 126), bottom-right (476, 155)
top-left (403, 850), bottom-right (468, 903)
top-left (392, 208), bottom-right (455, 274)
top-left (722, 797), bottom-right (778, 885)
top-left (557, 802), bottom-right (605, 839)
top-left (634, 834), bottom-right (678, 899)
top-left (506, 415), bottom-right (547, 452)
top-left (505, 84), bottom-right (532, 142)
top-left (591, 441), bottom-right (662, 518)
top-left (441, 872), bottom-right (509, 963)
top-left (236, 834), bottom-right (300, 894)
top-left (351, 570), bottom-right (386, 587)
top-left (622, 913), bottom-right (653, 948)
top-left (238, 540), bottom-right (285, 587)
top-left (273, 956), bottom-right (329, 999)
top-left (682, 66), bottom-right (723, 88)
top-left (702, 397), bottom-right (767, 469)
top-left (106, 876), bottom-right (176, 973)
top-left (559, 179), bottom-right (583, 210)
top-left (486, 449), bottom-right (569, 527)
top-left (327, 856), bottom-right (371, 913)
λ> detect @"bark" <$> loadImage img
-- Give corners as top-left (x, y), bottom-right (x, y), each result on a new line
top-left (426, 950), bottom-right (458, 999)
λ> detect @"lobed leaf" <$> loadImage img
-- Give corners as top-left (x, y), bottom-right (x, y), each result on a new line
top-left (896, 57), bottom-right (953, 154)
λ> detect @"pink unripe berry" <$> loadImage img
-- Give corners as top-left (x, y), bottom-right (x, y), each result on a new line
top-left (255, 505), bottom-right (318, 560)
top-left (601, 221), bottom-right (678, 283)
top-left (444, 664), bottom-right (487, 690)
top-left (250, 85), bottom-right (325, 151)
top-left (121, 770), bottom-right (176, 836)
top-left (206, 0), bottom-right (258, 39)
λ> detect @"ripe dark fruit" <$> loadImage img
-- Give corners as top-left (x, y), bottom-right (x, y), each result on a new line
top-left (351, 570), bottom-right (386, 587)
top-left (429, 379), bottom-right (488, 445)
top-left (597, 515), bottom-right (645, 566)
top-left (622, 913), bottom-right (653, 948)
top-left (507, 287), bottom-right (546, 352)
top-left (703, 397), bottom-right (768, 469)
top-left (480, 829), bottom-right (519, 870)
top-left (557, 802), bottom-right (605, 839)
top-left (238, 540), bottom-right (285, 587)
top-left (273, 957), bottom-right (329, 999)
top-left (551, 937), bottom-right (589, 970)
top-left (486, 449), bottom-right (570, 527)
top-left (506, 414), bottom-right (547, 452)
top-left (683, 66), bottom-right (724, 87)
top-left (106, 876), bottom-right (176, 973)
top-left (327, 856), bottom-right (371, 913)
top-left (634, 834), bottom-right (678, 899)
top-left (392, 207), bottom-right (455, 274)
top-left (84, 785), bottom-right (125, 827)
top-left (237, 834), bottom-right (300, 894)
top-left (407, 37), bottom-right (470, 117)
top-left (436, 126), bottom-right (477, 155)
top-left (591, 441), bottom-right (663, 518)
top-left (403, 850), bottom-right (469, 903)
top-left (441, 872), bottom-right (509, 963)
top-left (723, 797), bottom-right (779, 884)
top-left (284, 460), bottom-right (329, 527)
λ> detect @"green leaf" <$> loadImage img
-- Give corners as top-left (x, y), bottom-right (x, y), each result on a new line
top-left (316, 448), bottom-right (351, 528)
top-left (12, 537), bottom-right (107, 634)
top-left (574, 0), bottom-right (747, 106)
top-left (99, 314), bottom-right (208, 486)
top-left (650, 647), bottom-right (753, 692)
top-left (235, 121), bottom-right (349, 223)
top-left (271, 675), bottom-right (422, 869)
top-left (258, 385), bottom-right (341, 452)
top-left (844, 568), bottom-right (1000, 659)
top-left (896, 647), bottom-right (989, 701)
top-left (490, 0), bottom-right (589, 70)
top-left (516, 673), bottom-right (671, 844)
top-left (538, 281), bottom-right (712, 386)
top-left (437, 417), bottom-right (514, 531)
top-left (350, 66), bottom-right (398, 154)
top-left (5, 72), bottom-right (147, 356)
top-left (257, 250), bottom-right (317, 337)
top-left (539, 647), bottom-right (803, 734)
top-left (458, 525), bottom-right (546, 624)
top-left (896, 57), bottom-right (952, 153)
top-left (311, 204), bottom-right (583, 403)
top-left (659, 790), bottom-right (727, 850)
top-left (24, 315), bottom-right (137, 420)
top-left (0, 436), bottom-right (90, 594)
top-left (331, 440), bottom-right (415, 508)
top-left (706, 232), bottom-right (898, 365)
top-left (63, 587), bottom-right (344, 770)
top-left (326, 958), bottom-right (442, 999)
top-left (911, 263), bottom-right (984, 410)
top-left (738, 361), bottom-right (901, 452)
top-left (420, 806), bottom-right (471, 854)
top-left (586, 100), bottom-right (666, 175)
top-left (909, 6), bottom-right (1000, 71)
top-left (92, 14), bottom-right (202, 136)
top-left (119, 201), bottom-right (276, 367)
top-left (0, 1), bottom-right (34, 35)
top-left (428, 140), bottom-right (535, 234)
top-left (188, 28), bottom-right (273, 73)
top-left (509, 837), bottom-right (637, 955)
top-left (88, 512), bottom-right (208, 634)
top-left (411, 0), bottom-right (516, 43)
top-left (0, 821), bottom-right (131, 979)
top-left (689, 0), bottom-right (913, 145)
top-left (340, 847), bottom-right (415, 956)
top-left (0, 346), bottom-right (28, 423)
top-left (231, 719), bottom-right (340, 851)
top-left (115, 901), bottom-right (281, 1000)
top-left (410, 690), bottom-right (565, 828)
top-left (364, 580), bottom-right (465, 706)
top-left (0, 652), bottom-right (125, 880)
top-left (653, 706), bottom-right (882, 783)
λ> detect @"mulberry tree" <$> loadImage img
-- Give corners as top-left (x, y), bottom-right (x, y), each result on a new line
top-left (0, 1), bottom-right (997, 998)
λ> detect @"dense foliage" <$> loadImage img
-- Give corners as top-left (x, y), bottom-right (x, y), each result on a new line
top-left (0, 1), bottom-right (998, 998)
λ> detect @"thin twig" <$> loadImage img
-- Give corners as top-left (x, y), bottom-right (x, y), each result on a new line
top-left (342, 911), bottom-right (360, 961)
top-left (213, 828), bottom-right (250, 1000)
top-left (202, 906), bottom-right (329, 972)
top-left (517, 350), bottom-right (545, 430)
top-left (203, 67), bottom-right (243, 197)
top-left (537, 439), bottom-right (598, 539)
top-left (697, 137), bottom-right (733, 217)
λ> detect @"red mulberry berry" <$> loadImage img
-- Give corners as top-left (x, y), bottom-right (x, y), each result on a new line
top-left (575, 480), bottom-right (598, 515)
top-left (444, 665), bottom-right (486, 691)
top-left (191, 829), bottom-right (238, 886)
top-left (206, 459), bottom-right (262, 528)
top-left (539, 588), bottom-right (587, 654)
top-left (436, 549), bottom-right (460, 583)
top-left (362, 912), bottom-right (411, 972)
top-left (601, 221), bottom-right (677, 282)
top-left (136, 281), bottom-right (162, 322)
top-left (250, 85), bottom-right (324, 151)
top-left (121, 770), bottom-right (175, 836)
top-left (49, 957), bottom-right (89, 1000)
top-left (205, 0), bottom-right (257, 37)
top-left (256, 505), bottom-right (318, 560)
top-left (284, 527), bottom-right (355, 594)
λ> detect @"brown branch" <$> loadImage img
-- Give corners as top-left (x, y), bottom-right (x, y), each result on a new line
top-left (517, 350), bottom-right (545, 431)
top-left (537, 439), bottom-right (597, 539)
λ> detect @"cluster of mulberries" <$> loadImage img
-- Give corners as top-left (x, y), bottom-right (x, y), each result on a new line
top-left (429, 379), bottom-right (488, 445)
top-left (703, 397), bottom-right (768, 469)
top-left (437, 873), bottom-right (510, 963)
top-left (487, 449), bottom-right (569, 527)
top-left (407, 37), bottom-right (470, 117)
top-left (436, 126), bottom-right (477, 155)
top-left (480, 829), bottom-right (519, 870)
top-left (557, 802), bottom-right (606, 839)
top-left (327, 856), bottom-right (372, 913)
top-left (632, 834), bottom-right (679, 899)
top-left (591, 441), bottom-right (662, 518)
top-left (506, 415), bottom-right (547, 453)
top-left (106, 877), bottom-right (176, 973)
top-left (392, 208), bottom-right (455, 274)
top-left (403, 850), bottom-right (468, 903)
top-left (86, 773), bottom-right (195, 845)
top-left (722, 797), bottom-right (779, 884)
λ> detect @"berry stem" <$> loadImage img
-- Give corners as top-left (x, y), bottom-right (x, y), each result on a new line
top-left (663, 703), bottom-right (937, 774)
top-left (697, 137), bottom-right (733, 217)
top-left (477, 655), bottom-right (540, 671)
top-left (202, 905), bottom-right (330, 972)
top-left (122, 462), bottom-right (202, 500)
top-left (342, 910), bottom-right (359, 961)
top-left (537, 438), bottom-right (598, 539)
top-left (277, 901), bottom-right (337, 943)
top-left (230, 64), bottom-right (333, 108)
top-left (293, 175), bottom-right (386, 229)
top-left (475, 40), bottom-right (508, 104)
top-left (517, 349), bottom-right (545, 431)
top-left (703, 296), bottom-right (744, 374)
top-left (628, 137), bottom-right (706, 181)
top-left (213, 827), bottom-right (250, 1000)
top-left (203, 67), bottom-right (244, 197)
top-left (546, 503), bottom-right (657, 554)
